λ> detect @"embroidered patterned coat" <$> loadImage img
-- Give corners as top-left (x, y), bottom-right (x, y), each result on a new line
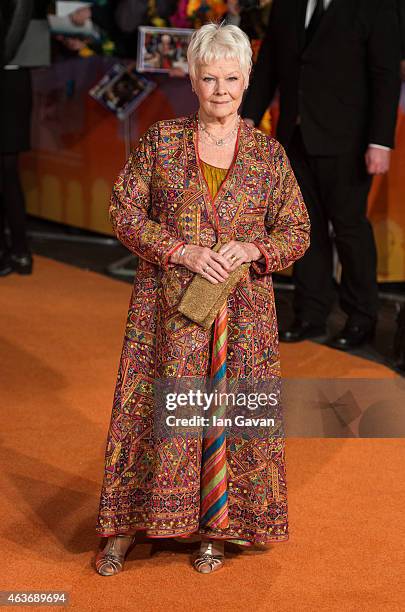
top-left (96, 113), bottom-right (310, 544)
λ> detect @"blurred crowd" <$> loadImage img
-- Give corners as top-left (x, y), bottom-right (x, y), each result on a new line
top-left (52, 0), bottom-right (273, 60)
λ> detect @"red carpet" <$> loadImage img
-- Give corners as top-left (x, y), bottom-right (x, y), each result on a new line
top-left (1, 256), bottom-right (404, 611)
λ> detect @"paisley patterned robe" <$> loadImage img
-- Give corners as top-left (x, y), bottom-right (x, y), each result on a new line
top-left (95, 113), bottom-right (310, 544)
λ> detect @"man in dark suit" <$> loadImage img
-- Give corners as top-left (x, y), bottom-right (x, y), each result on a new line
top-left (243, 0), bottom-right (401, 350)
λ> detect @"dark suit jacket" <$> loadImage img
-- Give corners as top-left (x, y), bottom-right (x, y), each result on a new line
top-left (242, 0), bottom-right (401, 155)
top-left (398, 0), bottom-right (405, 58)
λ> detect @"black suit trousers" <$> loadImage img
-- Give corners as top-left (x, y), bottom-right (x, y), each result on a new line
top-left (286, 126), bottom-right (378, 327)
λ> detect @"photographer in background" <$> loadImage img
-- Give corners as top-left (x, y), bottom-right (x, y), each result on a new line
top-left (0, 0), bottom-right (49, 277)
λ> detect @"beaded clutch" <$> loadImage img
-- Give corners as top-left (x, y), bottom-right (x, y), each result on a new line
top-left (178, 242), bottom-right (250, 330)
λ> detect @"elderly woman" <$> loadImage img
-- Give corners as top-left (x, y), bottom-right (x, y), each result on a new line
top-left (95, 22), bottom-right (310, 575)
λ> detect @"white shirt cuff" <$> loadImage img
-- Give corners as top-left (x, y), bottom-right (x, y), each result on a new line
top-left (369, 143), bottom-right (391, 151)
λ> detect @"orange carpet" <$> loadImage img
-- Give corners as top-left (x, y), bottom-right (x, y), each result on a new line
top-left (1, 256), bottom-right (404, 612)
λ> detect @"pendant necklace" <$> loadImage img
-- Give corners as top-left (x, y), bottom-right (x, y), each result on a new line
top-left (197, 113), bottom-right (240, 147)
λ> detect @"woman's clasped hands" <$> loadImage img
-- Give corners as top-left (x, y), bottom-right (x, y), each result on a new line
top-left (170, 240), bottom-right (262, 284)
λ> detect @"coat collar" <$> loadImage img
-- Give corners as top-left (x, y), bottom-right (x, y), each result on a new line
top-left (182, 112), bottom-right (260, 242)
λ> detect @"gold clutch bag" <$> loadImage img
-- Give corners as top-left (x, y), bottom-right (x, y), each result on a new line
top-left (178, 241), bottom-right (250, 329)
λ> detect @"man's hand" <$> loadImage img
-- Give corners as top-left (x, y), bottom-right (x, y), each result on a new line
top-left (365, 147), bottom-right (391, 175)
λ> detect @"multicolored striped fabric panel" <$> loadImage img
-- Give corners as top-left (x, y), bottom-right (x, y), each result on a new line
top-left (200, 298), bottom-right (230, 529)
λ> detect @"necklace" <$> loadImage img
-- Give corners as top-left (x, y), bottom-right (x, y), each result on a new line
top-left (197, 113), bottom-right (240, 147)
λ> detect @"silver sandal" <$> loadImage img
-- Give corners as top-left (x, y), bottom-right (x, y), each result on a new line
top-left (193, 541), bottom-right (225, 574)
top-left (95, 534), bottom-right (135, 576)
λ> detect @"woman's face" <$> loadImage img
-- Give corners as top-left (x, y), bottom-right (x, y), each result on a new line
top-left (192, 57), bottom-right (247, 120)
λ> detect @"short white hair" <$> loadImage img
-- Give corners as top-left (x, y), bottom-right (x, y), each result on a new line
top-left (187, 22), bottom-right (252, 86)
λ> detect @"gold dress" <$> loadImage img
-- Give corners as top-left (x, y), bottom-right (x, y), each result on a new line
top-left (200, 159), bottom-right (228, 198)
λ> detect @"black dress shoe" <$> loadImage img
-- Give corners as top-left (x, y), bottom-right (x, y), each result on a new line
top-left (0, 252), bottom-right (33, 276)
top-left (11, 253), bottom-right (33, 275)
top-left (0, 252), bottom-right (13, 276)
top-left (328, 323), bottom-right (375, 351)
top-left (279, 319), bottom-right (326, 343)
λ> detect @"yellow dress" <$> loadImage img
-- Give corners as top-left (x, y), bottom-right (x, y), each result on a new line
top-left (200, 159), bottom-right (228, 198)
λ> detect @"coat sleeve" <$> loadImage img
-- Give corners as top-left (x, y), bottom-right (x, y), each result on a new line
top-left (250, 140), bottom-right (310, 275)
top-left (367, 0), bottom-right (401, 148)
top-left (399, 0), bottom-right (405, 59)
top-left (109, 125), bottom-right (185, 270)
